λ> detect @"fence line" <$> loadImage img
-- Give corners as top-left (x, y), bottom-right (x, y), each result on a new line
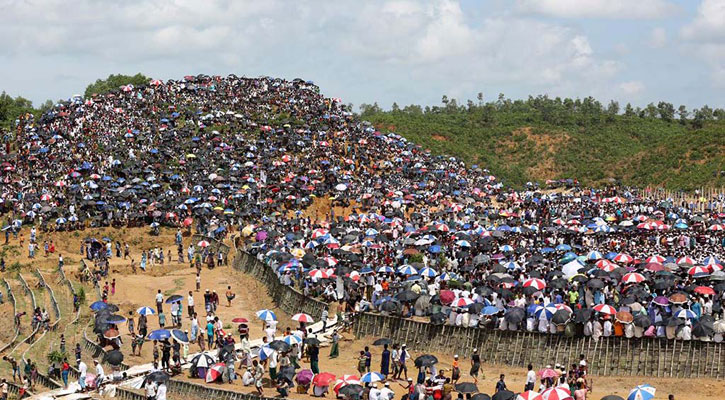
top-left (235, 250), bottom-right (725, 379)
top-left (0, 278), bottom-right (20, 353)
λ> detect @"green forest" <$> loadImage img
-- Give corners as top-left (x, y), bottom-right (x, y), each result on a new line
top-left (360, 94), bottom-right (725, 190)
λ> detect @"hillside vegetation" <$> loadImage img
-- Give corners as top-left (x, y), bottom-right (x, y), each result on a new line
top-left (360, 95), bottom-right (725, 189)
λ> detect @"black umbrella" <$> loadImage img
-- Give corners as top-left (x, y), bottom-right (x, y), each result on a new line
top-left (471, 394), bottom-right (491, 400)
top-left (279, 365), bottom-right (296, 382)
top-left (304, 337), bottom-right (321, 346)
top-left (693, 320), bottom-right (715, 337)
top-left (455, 382), bottom-right (478, 393)
top-left (633, 314), bottom-right (651, 328)
top-left (504, 307), bottom-right (525, 324)
top-left (587, 278), bottom-right (605, 289)
top-left (396, 290), bottom-right (420, 302)
top-left (551, 309), bottom-right (571, 325)
top-left (104, 350), bottom-right (124, 366)
top-left (100, 314), bottom-right (126, 324)
top-left (143, 371), bottom-right (170, 387)
top-left (339, 384), bottom-right (364, 396)
top-left (468, 303), bottom-right (485, 314)
top-left (491, 390), bottom-right (515, 400)
top-left (373, 338), bottom-right (391, 346)
top-left (600, 396), bottom-right (625, 400)
top-left (380, 300), bottom-right (401, 313)
top-left (269, 340), bottom-right (292, 352)
top-left (165, 295), bottom-right (183, 304)
top-left (414, 354), bottom-right (438, 368)
top-left (573, 308), bottom-right (592, 324)
top-left (548, 278), bottom-right (568, 290)
top-left (430, 312), bottom-right (447, 325)
top-left (217, 344), bottom-right (236, 362)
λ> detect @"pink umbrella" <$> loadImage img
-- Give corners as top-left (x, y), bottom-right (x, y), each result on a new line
top-left (593, 304), bottom-right (617, 315)
top-left (517, 390), bottom-right (543, 400)
top-left (541, 387), bottom-right (571, 400)
top-left (622, 272), bottom-right (646, 284)
top-left (523, 278), bottom-right (546, 290)
top-left (538, 368), bottom-right (559, 379)
top-left (292, 313), bottom-right (314, 323)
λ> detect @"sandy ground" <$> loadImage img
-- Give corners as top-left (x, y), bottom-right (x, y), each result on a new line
top-left (1, 226), bottom-right (725, 399)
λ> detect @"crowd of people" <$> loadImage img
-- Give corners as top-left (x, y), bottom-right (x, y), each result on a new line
top-left (0, 74), bottom-right (723, 400)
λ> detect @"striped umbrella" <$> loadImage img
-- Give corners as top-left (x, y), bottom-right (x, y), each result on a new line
top-left (627, 384), bottom-right (655, 400)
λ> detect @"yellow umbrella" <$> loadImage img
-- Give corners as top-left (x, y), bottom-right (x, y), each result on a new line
top-left (186, 154), bottom-right (196, 159)
top-left (291, 248), bottom-right (305, 259)
top-left (242, 225), bottom-right (255, 237)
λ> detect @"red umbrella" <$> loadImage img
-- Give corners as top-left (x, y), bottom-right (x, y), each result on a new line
top-left (694, 286), bottom-right (715, 296)
top-left (313, 372), bottom-right (336, 387)
top-left (439, 290), bottom-right (455, 305)
top-left (231, 318), bottom-right (248, 323)
top-left (205, 363), bottom-right (226, 383)
top-left (183, 217), bottom-right (193, 227)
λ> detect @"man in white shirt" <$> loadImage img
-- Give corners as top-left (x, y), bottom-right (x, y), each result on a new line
top-left (78, 360), bottom-right (87, 391)
top-left (379, 382), bottom-right (395, 400)
top-left (369, 383), bottom-right (381, 400)
top-left (265, 323), bottom-right (277, 342)
top-left (156, 383), bottom-right (167, 400)
top-left (93, 360), bottom-right (104, 389)
top-left (187, 292), bottom-right (195, 317)
top-left (145, 381), bottom-right (156, 399)
top-left (603, 317), bottom-right (613, 337)
top-left (155, 290), bottom-right (164, 314)
top-left (525, 364), bottom-right (536, 391)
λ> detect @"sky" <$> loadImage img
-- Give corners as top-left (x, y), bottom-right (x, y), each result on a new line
top-left (1, 0), bottom-right (724, 110)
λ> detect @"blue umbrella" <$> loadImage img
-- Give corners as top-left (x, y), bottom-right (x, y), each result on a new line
top-left (256, 309), bottom-right (277, 322)
top-left (586, 251), bottom-right (603, 260)
top-left (540, 247), bottom-right (555, 254)
top-left (148, 329), bottom-right (171, 340)
top-left (171, 329), bottom-right (189, 344)
top-left (137, 306), bottom-right (156, 316)
top-left (90, 301), bottom-right (109, 311)
top-left (282, 335), bottom-right (303, 346)
top-left (482, 306), bottom-right (499, 316)
top-left (555, 244), bottom-right (572, 251)
top-left (428, 245), bottom-right (442, 253)
top-left (500, 245), bottom-right (514, 252)
top-left (397, 265), bottom-right (418, 275)
top-left (419, 267), bottom-right (438, 277)
top-left (627, 384), bottom-right (656, 400)
top-left (361, 372), bottom-right (384, 383)
top-left (674, 309), bottom-right (697, 319)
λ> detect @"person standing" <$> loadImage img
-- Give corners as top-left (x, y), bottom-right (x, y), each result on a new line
top-left (156, 382), bottom-right (167, 400)
top-left (329, 330), bottom-right (339, 358)
top-left (144, 381), bottom-right (156, 400)
top-left (78, 360), bottom-right (87, 391)
top-left (364, 346), bottom-right (372, 373)
top-left (397, 345), bottom-right (410, 381)
top-left (309, 343), bottom-right (320, 374)
top-left (380, 344), bottom-right (391, 379)
top-left (155, 290), bottom-right (163, 314)
top-left (525, 364), bottom-right (536, 391)
top-left (253, 359), bottom-right (264, 395)
top-left (1, 378), bottom-right (8, 400)
top-left (187, 291), bottom-right (195, 317)
top-left (61, 358), bottom-right (70, 389)
top-left (93, 360), bottom-right (104, 389)
top-left (470, 349), bottom-right (481, 384)
top-left (495, 374), bottom-right (507, 393)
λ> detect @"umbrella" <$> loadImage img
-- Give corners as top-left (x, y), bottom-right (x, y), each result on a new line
top-left (148, 329), bottom-right (171, 340)
top-left (414, 354), bottom-right (438, 367)
top-left (256, 309), bottom-right (277, 321)
top-left (472, 395), bottom-right (492, 400)
top-left (137, 306), bottom-right (156, 315)
top-left (517, 391), bottom-right (543, 400)
top-left (292, 313), bottom-right (314, 323)
top-left (144, 371), bottom-right (170, 386)
top-left (373, 338), bottom-right (391, 346)
top-left (304, 337), bottom-right (321, 346)
top-left (339, 384), bottom-right (364, 397)
top-left (191, 353), bottom-right (215, 368)
top-left (104, 350), bottom-right (124, 366)
top-left (361, 372), bottom-right (384, 383)
top-left (551, 309), bottom-right (571, 325)
top-left (296, 369), bottom-right (314, 385)
top-left (541, 387), bottom-right (571, 400)
top-left (504, 307), bottom-right (526, 324)
top-left (538, 368), bottom-right (559, 379)
top-left (171, 329), bottom-right (189, 344)
top-left (601, 396), bottom-right (625, 400)
top-left (231, 317), bottom-right (249, 323)
top-left (593, 304), bottom-right (616, 315)
top-left (206, 363), bottom-right (226, 383)
top-left (90, 301), bottom-right (109, 311)
top-left (313, 372), bottom-right (336, 386)
top-left (492, 390), bottom-right (516, 400)
top-left (165, 295), bottom-right (183, 304)
top-left (615, 311), bottom-right (634, 324)
top-left (455, 382), bottom-right (479, 393)
top-left (283, 335), bottom-right (303, 346)
top-left (627, 384), bottom-right (655, 400)
top-left (102, 314), bottom-right (126, 324)
top-left (269, 340), bottom-right (291, 352)
top-left (395, 290), bottom-right (420, 302)
top-left (633, 314), bottom-right (651, 328)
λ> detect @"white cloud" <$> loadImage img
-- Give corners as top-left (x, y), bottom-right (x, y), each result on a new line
top-left (681, 0), bottom-right (725, 40)
top-left (617, 81), bottom-right (645, 96)
top-left (0, 0), bottom-right (625, 107)
top-left (648, 28), bottom-right (667, 48)
top-left (517, 0), bottom-right (677, 19)
top-left (681, 0), bottom-right (725, 87)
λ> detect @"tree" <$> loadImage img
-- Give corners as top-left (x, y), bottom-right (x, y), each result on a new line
top-left (644, 103), bottom-right (658, 119)
top-left (476, 92), bottom-right (484, 106)
top-left (84, 73), bottom-right (150, 98)
top-left (677, 105), bottom-right (688, 124)
top-left (391, 102), bottom-right (400, 112)
top-left (657, 101), bottom-right (675, 122)
top-left (624, 103), bottom-right (635, 117)
top-left (0, 91), bottom-right (36, 128)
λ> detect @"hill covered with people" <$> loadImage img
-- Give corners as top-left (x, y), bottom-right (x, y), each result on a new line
top-left (360, 95), bottom-right (725, 189)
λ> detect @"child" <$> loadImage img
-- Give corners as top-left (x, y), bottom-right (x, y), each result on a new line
top-left (158, 312), bottom-right (166, 328)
